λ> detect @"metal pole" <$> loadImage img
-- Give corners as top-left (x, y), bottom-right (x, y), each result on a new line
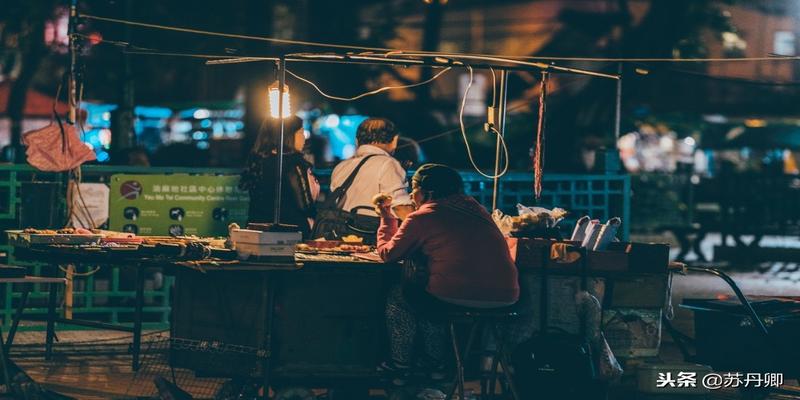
top-left (68, 0), bottom-right (78, 123)
top-left (491, 70), bottom-right (509, 211)
top-left (614, 62), bottom-right (622, 139)
top-left (273, 58), bottom-right (287, 225)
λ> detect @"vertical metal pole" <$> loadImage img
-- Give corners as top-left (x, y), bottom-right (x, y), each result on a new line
top-left (273, 58), bottom-right (287, 225)
top-left (68, 0), bottom-right (79, 124)
top-left (614, 62), bottom-right (622, 140)
top-left (45, 267), bottom-right (58, 361)
top-left (132, 265), bottom-right (145, 371)
top-left (491, 70), bottom-right (509, 211)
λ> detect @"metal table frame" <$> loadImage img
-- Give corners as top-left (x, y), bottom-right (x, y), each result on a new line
top-left (0, 276), bottom-right (66, 385)
top-left (11, 247), bottom-right (156, 371)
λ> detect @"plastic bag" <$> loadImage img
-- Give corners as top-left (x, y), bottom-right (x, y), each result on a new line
top-left (492, 209), bottom-right (514, 236)
top-left (511, 204), bottom-right (568, 230)
top-left (23, 122), bottom-right (95, 172)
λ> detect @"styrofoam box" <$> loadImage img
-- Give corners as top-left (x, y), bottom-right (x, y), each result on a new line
top-left (236, 242), bottom-right (296, 259)
top-left (230, 229), bottom-right (302, 245)
top-left (637, 363), bottom-right (712, 395)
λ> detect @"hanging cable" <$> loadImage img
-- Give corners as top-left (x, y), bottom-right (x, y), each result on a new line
top-left (286, 67), bottom-right (451, 101)
top-left (458, 65), bottom-right (510, 179)
top-left (79, 13), bottom-right (393, 52)
top-left (79, 13), bottom-right (800, 64)
top-left (395, 74), bottom-right (590, 150)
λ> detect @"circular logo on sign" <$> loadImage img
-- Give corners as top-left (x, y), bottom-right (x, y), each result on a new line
top-left (120, 181), bottom-right (143, 200)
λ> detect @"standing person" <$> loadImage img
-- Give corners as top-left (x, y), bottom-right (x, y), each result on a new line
top-left (239, 116), bottom-right (319, 237)
top-left (373, 163), bottom-right (520, 382)
top-left (330, 118), bottom-right (414, 218)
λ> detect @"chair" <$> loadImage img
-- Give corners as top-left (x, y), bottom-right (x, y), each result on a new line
top-left (444, 306), bottom-right (521, 400)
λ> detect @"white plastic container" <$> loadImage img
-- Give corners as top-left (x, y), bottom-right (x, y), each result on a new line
top-left (235, 242), bottom-right (296, 259)
top-left (230, 228), bottom-right (301, 259)
top-left (229, 229), bottom-right (301, 245)
top-left (637, 363), bottom-right (712, 395)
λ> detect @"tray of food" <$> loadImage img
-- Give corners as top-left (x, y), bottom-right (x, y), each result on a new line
top-left (8, 228), bottom-right (103, 246)
top-left (296, 239), bottom-right (372, 255)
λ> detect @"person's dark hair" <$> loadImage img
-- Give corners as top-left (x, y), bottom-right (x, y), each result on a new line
top-left (412, 163), bottom-right (463, 199)
top-left (251, 116), bottom-right (304, 156)
top-left (240, 116), bottom-right (304, 191)
top-left (356, 117), bottom-right (398, 145)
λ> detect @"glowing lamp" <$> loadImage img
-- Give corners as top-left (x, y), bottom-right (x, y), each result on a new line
top-left (268, 81), bottom-right (291, 119)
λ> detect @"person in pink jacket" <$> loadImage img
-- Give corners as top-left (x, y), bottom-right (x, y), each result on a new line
top-left (374, 163), bottom-right (519, 383)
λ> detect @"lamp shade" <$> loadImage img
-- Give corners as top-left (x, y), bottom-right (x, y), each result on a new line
top-left (268, 81), bottom-right (291, 119)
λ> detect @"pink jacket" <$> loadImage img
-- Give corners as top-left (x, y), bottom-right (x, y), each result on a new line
top-left (377, 195), bottom-right (520, 304)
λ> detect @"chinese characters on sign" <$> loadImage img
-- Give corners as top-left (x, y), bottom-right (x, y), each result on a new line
top-left (656, 372), bottom-right (784, 390)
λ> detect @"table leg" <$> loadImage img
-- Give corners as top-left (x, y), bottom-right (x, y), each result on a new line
top-left (46, 281), bottom-right (58, 361)
top-left (5, 286), bottom-right (30, 351)
top-left (261, 275), bottom-right (276, 400)
top-left (0, 326), bottom-right (11, 387)
top-left (132, 265), bottom-right (145, 371)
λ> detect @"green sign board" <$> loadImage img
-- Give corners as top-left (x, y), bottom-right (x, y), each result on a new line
top-left (109, 174), bottom-right (249, 237)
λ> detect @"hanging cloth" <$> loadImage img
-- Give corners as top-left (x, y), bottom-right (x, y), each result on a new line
top-left (22, 86), bottom-right (95, 172)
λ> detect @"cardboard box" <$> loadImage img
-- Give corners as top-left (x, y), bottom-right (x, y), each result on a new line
top-left (607, 274), bottom-right (670, 308)
top-left (507, 238), bottom-right (670, 273)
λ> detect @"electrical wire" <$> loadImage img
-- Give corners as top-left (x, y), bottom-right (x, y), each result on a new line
top-left (286, 67), bottom-right (451, 101)
top-left (59, 265), bottom-right (101, 277)
top-left (396, 73), bottom-right (590, 150)
top-left (79, 13), bottom-right (391, 52)
top-left (458, 65), bottom-right (509, 179)
top-left (79, 13), bottom-right (800, 64)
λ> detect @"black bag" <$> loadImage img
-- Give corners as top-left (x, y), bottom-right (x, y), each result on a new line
top-left (512, 328), bottom-right (596, 398)
top-left (511, 245), bottom-right (601, 399)
top-left (312, 155), bottom-right (381, 243)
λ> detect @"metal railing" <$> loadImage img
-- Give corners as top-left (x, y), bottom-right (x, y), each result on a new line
top-left (0, 164), bottom-right (629, 330)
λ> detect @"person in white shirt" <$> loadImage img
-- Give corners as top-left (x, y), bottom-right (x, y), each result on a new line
top-left (330, 118), bottom-right (415, 220)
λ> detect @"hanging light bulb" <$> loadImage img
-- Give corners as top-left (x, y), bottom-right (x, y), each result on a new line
top-left (268, 81), bottom-right (291, 119)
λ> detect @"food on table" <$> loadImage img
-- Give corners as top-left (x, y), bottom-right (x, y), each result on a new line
top-left (338, 244), bottom-right (372, 253)
top-left (296, 241), bottom-right (372, 254)
top-left (341, 235), bottom-right (364, 244)
top-left (23, 228), bottom-right (57, 234)
top-left (23, 227), bottom-right (94, 235)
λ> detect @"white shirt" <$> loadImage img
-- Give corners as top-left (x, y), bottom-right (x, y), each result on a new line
top-left (330, 145), bottom-right (413, 215)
